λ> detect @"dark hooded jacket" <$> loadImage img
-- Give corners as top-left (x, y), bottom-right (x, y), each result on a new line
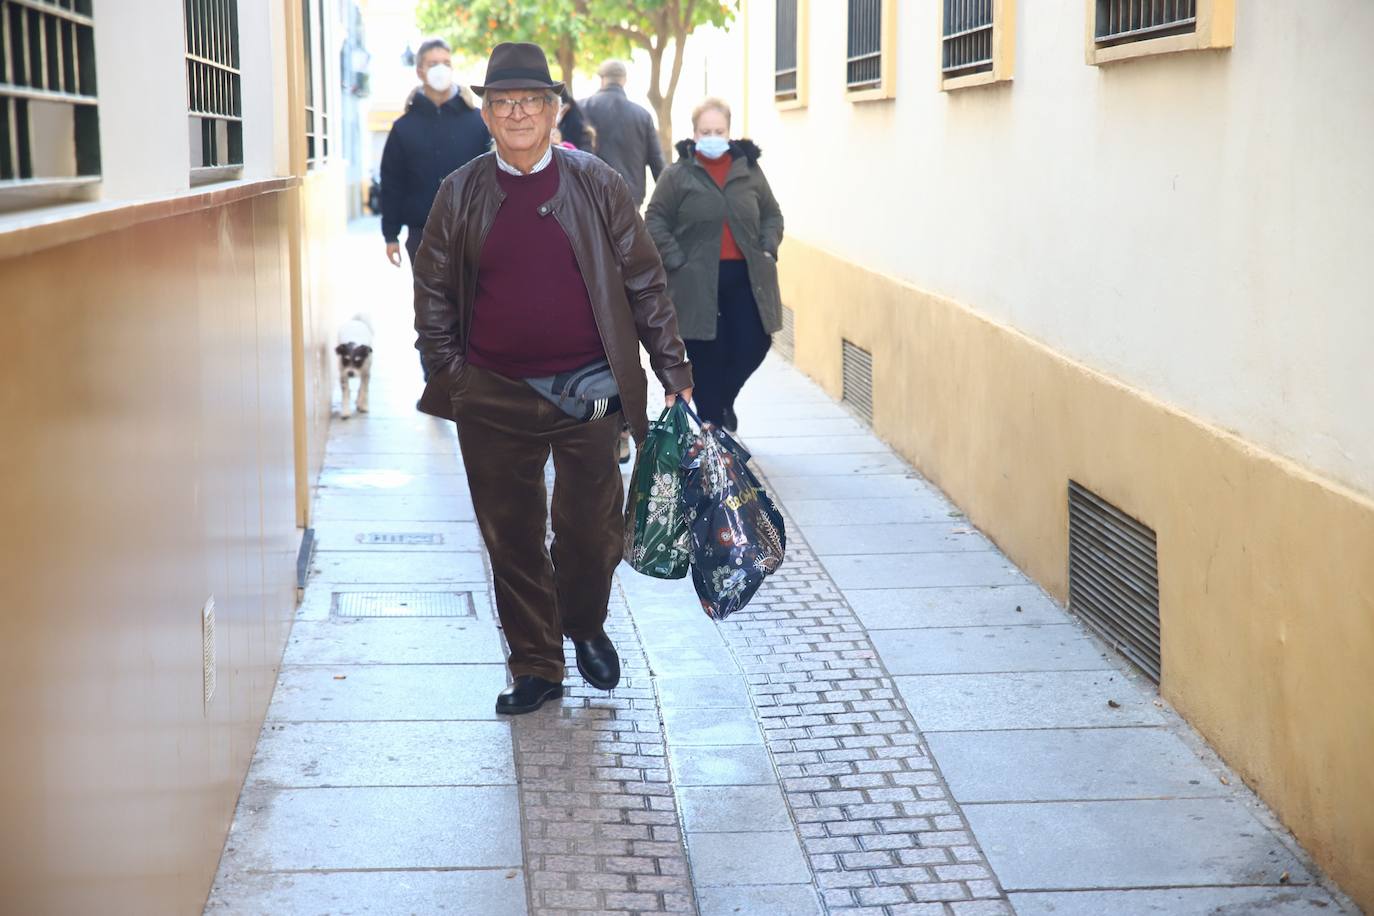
top-left (379, 88), bottom-right (490, 243)
top-left (645, 139), bottom-right (784, 341)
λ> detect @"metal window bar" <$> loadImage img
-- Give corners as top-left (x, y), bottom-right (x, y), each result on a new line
top-left (775, 0), bottom-right (798, 98)
top-left (942, 0), bottom-right (994, 77)
top-left (0, 0), bottom-right (98, 186)
top-left (846, 0), bottom-right (882, 89)
top-left (185, 0), bottom-right (242, 170)
top-left (305, 0), bottom-right (329, 166)
top-left (1095, 0), bottom-right (1196, 46)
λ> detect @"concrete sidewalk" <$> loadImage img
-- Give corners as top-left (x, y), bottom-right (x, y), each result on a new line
top-left (205, 219), bottom-right (1354, 915)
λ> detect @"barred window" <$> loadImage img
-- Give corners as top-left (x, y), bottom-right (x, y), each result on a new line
top-left (0, 0), bottom-right (100, 189)
top-left (185, 0), bottom-right (242, 173)
top-left (775, 0), bottom-right (798, 100)
top-left (943, 0), bottom-right (993, 78)
top-left (1095, 0), bottom-right (1197, 47)
top-left (304, 0), bottom-right (329, 166)
top-left (846, 0), bottom-right (882, 90)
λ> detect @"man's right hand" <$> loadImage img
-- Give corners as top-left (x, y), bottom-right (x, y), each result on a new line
top-left (385, 242), bottom-right (402, 267)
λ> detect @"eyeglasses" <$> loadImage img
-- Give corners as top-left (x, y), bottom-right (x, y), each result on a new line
top-left (487, 94), bottom-right (551, 118)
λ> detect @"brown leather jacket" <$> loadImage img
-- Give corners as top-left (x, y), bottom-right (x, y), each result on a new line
top-left (412, 146), bottom-right (692, 441)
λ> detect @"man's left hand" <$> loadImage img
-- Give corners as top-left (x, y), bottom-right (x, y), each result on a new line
top-left (665, 387), bottom-right (693, 408)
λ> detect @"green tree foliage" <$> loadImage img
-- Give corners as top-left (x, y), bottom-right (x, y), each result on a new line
top-left (416, 0), bottom-right (738, 155)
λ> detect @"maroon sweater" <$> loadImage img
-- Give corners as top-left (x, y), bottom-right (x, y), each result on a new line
top-left (467, 162), bottom-right (606, 378)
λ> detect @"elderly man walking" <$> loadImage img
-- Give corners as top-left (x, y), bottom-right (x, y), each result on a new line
top-left (580, 60), bottom-right (666, 208)
top-left (412, 43), bottom-right (693, 715)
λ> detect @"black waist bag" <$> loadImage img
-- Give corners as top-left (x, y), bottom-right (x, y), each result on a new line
top-left (524, 358), bottom-right (621, 421)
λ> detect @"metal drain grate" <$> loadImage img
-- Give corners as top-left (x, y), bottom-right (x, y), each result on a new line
top-left (1068, 481), bottom-right (1161, 682)
top-left (842, 339), bottom-right (874, 424)
top-left (356, 532), bottom-right (445, 546)
top-left (332, 591), bottom-right (476, 618)
top-left (775, 305), bottom-right (796, 361)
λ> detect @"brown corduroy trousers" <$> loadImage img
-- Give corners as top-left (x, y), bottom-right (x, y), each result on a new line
top-left (451, 364), bottom-right (625, 682)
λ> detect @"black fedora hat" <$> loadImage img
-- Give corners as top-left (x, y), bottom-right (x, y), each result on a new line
top-left (470, 42), bottom-right (564, 96)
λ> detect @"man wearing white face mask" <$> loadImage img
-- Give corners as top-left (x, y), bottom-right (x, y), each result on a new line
top-left (380, 38), bottom-right (491, 267)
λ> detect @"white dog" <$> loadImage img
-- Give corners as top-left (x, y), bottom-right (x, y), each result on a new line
top-left (335, 314), bottom-right (374, 419)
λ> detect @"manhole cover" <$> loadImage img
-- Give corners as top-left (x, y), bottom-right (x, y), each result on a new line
top-left (331, 592), bottom-right (475, 618)
top-left (356, 532), bottom-right (445, 545)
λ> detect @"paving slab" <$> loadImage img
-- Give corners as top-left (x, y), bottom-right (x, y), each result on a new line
top-left (245, 720), bottom-right (515, 788)
top-left (686, 831), bottom-right (811, 886)
top-left (282, 618), bottom-right (504, 666)
top-left (870, 625), bottom-right (1116, 675)
top-left (743, 434), bottom-right (895, 456)
top-left (294, 581), bottom-right (495, 622)
top-left (679, 785), bottom-right (794, 832)
top-left (644, 644), bottom-right (742, 677)
top-left (806, 522), bottom-right (995, 556)
top-left (311, 451), bottom-right (463, 473)
top-left (786, 496), bottom-right (954, 526)
top-left (696, 884), bottom-right (825, 916)
top-left (1008, 886), bottom-right (1348, 915)
top-left (220, 785), bottom-right (521, 872)
top-left (670, 745), bottom-right (778, 787)
top-left (323, 434), bottom-right (459, 455)
top-left (925, 728), bottom-right (1231, 803)
top-left (848, 585), bottom-right (1063, 629)
top-left (655, 675), bottom-right (754, 709)
top-left (894, 670), bottom-right (1167, 731)
top-left (662, 705), bottom-right (765, 746)
top-left (312, 491), bottom-right (478, 522)
top-left (308, 550), bottom-right (485, 583)
top-left (756, 451), bottom-right (908, 477)
top-left (767, 474), bottom-right (939, 502)
top-left (963, 798), bottom-right (1311, 891)
top-left (737, 416), bottom-right (869, 438)
top-left (311, 519), bottom-right (485, 553)
top-left (266, 663), bottom-right (509, 722)
top-left (206, 868), bottom-right (528, 915)
top-left (823, 551), bottom-right (1028, 589)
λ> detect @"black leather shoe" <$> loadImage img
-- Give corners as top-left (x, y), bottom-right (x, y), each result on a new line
top-left (722, 406), bottom-right (739, 432)
top-left (573, 634), bottom-right (621, 690)
top-left (495, 675), bottom-right (564, 715)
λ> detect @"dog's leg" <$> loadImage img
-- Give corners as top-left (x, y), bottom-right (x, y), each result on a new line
top-left (340, 373), bottom-right (353, 419)
top-left (357, 363), bottom-right (370, 414)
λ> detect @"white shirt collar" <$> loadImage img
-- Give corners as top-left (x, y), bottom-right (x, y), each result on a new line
top-left (495, 144), bottom-right (553, 176)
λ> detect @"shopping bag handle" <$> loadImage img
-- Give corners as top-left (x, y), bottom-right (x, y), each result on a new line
top-left (676, 398), bottom-right (706, 429)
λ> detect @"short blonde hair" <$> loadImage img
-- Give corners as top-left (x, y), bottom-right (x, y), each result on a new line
top-left (691, 97), bottom-right (732, 131)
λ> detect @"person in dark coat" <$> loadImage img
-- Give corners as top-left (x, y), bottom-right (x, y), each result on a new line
top-left (555, 88), bottom-right (595, 152)
top-left (580, 60), bottom-right (665, 208)
top-left (380, 38), bottom-right (491, 267)
top-left (645, 98), bottom-right (784, 432)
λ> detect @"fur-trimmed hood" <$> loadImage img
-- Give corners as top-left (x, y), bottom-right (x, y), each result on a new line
top-left (674, 138), bottom-right (762, 165)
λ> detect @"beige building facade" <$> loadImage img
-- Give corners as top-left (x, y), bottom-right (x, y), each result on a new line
top-left (738, 0), bottom-right (1374, 908)
top-left (0, 1), bottom-right (346, 912)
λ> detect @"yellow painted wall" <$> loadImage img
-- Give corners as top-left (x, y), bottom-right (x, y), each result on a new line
top-left (0, 184), bottom-right (325, 915)
top-left (780, 237), bottom-right (1374, 910)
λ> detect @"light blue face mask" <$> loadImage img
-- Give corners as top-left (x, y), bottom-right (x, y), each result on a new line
top-left (695, 136), bottom-right (730, 159)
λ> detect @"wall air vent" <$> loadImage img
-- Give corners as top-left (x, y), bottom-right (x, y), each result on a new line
top-left (1068, 481), bottom-right (1161, 682)
top-left (841, 339), bottom-right (874, 425)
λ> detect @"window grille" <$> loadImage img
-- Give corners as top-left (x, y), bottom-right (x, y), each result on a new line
top-left (185, 0), bottom-right (242, 171)
top-left (846, 0), bottom-right (882, 90)
top-left (304, 0), bottom-right (329, 166)
top-left (0, 0), bottom-right (100, 187)
top-left (1095, 0), bottom-right (1197, 47)
top-left (775, 0), bottom-right (798, 99)
top-left (943, 0), bottom-right (994, 77)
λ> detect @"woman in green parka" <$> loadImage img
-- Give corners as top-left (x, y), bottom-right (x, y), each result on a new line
top-left (645, 97), bottom-right (784, 431)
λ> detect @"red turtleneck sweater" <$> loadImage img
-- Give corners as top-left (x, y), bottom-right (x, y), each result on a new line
top-left (697, 152), bottom-right (745, 261)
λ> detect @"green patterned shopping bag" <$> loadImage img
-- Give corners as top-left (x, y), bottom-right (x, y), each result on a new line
top-left (624, 402), bottom-right (693, 578)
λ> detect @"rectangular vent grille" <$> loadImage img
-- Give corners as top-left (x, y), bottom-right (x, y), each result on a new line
top-left (1068, 481), bottom-right (1160, 682)
top-left (841, 340), bottom-right (874, 424)
top-left (356, 532), bottom-right (445, 545)
top-left (775, 305), bottom-right (796, 360)
top-left (332, 591), bottom-right (476, 618)
top-left (202, 597), bottom-right (217, 709)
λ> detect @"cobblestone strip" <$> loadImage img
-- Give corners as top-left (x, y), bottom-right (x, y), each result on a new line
top-left (721, 508), bottom-right (1013, 916)
top-left (509, 583), bottom-right (698, 916)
